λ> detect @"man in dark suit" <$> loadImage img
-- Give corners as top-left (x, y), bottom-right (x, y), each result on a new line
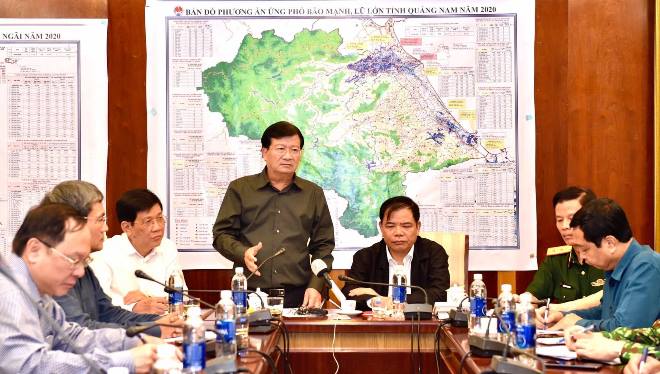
top-left (342, 196), bottom-right (450, 310)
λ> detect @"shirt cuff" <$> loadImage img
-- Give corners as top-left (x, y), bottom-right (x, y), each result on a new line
top-left (107, 350), bottom-right (135, 372)
top-left (575, 318), bottom-right (591, 328)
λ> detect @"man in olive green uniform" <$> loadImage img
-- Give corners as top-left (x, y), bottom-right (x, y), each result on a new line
top-left (213, 121), bottom-right (334, 309)
top-left (525, 187), bottom-right (605, 306)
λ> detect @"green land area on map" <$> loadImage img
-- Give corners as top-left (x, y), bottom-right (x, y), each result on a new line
top-left (201, 26), bottom-right (477, 237)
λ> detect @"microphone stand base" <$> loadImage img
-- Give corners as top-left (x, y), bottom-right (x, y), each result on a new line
top-left (468, 334), bottom-right (510, 357)
top-left (404, 303), bottom-right (433, 320)
top-left (449, 309), bottom-right (468, 327)
top-left (206, 357), bottom-right (238, 374)
top-left (248, 309), bottom-right (275, 334)
top-left (490, 355), bottom-right (542, 374)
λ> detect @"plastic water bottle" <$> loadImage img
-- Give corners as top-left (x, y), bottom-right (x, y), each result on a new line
top-left (497, 284), bottom-right (516, 342)
top-left (167, 269), bottom-right (185, 315)
top-left (231, 267), bottom-right (249, 351)
top-left (515, 292), bottom-right (536, 354)
top-left (391, 265), bottom-right (407, 320)
top-left (182, 306), bottom-right (205, 373)
top-left (469, 273), bottom-right (487, 333)
top-left (231, 267), bottom-right (248, 311)
top-left (215, 290), bottom-right (237, 360)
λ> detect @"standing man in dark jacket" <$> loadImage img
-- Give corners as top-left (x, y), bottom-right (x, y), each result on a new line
top-left (213, 121), bottom-right (335, 308)
top-left (342, 196), bottom-right (449, 310)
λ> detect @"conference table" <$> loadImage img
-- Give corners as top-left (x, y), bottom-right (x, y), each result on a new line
top-left (438, 325), bottom-right (625, 374)
top-left (274, 312), bottom-right (625, 374)
top-left (203, 318), bottom-right (282, 374)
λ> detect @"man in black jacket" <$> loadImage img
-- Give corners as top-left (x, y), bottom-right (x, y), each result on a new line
top-left (342, 196), bottom-right (450, 310)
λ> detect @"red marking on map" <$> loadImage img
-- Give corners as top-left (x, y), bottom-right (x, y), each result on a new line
top-left (400, 37), bottom-right (422, 46)
top-left (420, 53), bottom-right (437, 60)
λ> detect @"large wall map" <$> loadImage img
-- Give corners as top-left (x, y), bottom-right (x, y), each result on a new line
top-left (146, 1), bottom-right (537, 271)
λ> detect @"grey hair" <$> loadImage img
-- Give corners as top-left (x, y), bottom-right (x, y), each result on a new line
top-left (41, 180), bottom-right (104, 217)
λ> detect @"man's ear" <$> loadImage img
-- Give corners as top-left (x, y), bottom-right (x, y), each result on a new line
top-left (604, 235), bottom-right (618, 253)
top-left (23, 237), bottom-right (44, 264)
top-left (120, 221), bottom-right (132, 235)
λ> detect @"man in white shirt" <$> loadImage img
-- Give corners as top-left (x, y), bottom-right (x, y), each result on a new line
top-left (91, 188), bottom-right (187, 314)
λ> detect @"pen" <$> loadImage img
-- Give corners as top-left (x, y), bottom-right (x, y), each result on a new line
top-left (543, 298), bottom-right (550, 329)
top-left (582, 325), bottom-right (595, 333)
top-left (639, 346), bottom-right (649, 374)
top-left (569, 325), bottom-right (595, 343)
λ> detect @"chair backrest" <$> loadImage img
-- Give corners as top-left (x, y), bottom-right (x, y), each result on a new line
top-left (419, 231), bottom-right (469, 289)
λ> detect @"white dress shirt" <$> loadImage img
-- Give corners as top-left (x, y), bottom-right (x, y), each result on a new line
top-left (90, 233), bottom-right (188, 310)
top-left (386, 245), bottom-right (414, 296)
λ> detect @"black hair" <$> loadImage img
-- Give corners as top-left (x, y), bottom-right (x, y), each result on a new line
top-left (569, 197), bottom-right (633, 246)
top-left (116, 188), bottom-right (163, 223)
top-left (552, 186), bottom-right (596, 207)
top-left (379, 196), bottom-right (420, 222)
top-left (260, 121), bottom-right (304, 149)
top-left (13, 203), bottom-right (86, 256)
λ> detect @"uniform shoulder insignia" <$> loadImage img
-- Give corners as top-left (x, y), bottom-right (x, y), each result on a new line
top-left (591, 279), bottom-right (605, 287)
top-left (546, 245), bottom-right (572, 256)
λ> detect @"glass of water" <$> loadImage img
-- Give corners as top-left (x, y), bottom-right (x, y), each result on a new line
top-left (267, 288), bottom-right (284, 317)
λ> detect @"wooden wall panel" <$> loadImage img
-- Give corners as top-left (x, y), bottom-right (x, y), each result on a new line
top-left (105, 0), bottom-right (148, 235)
top-left (566, 0), bottom-right (654, 246)
top-left (518, 0), bottom-right (571, 293)
top-left (1, 0), bottom-right (655, 297)
top-left (0, 0), bottom-right (106, 18)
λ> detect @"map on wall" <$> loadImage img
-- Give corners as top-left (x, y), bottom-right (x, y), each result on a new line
top-left (0, 19), bottom-right (109, 258)
top-left (146, 0), bottom-right (537, 271)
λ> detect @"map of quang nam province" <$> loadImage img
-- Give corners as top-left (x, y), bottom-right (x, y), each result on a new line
top-left (201, 18), bottom-right (509, 243)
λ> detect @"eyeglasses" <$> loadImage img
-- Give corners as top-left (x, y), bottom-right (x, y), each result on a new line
top-left (136, 215), bottom-right (167, 227)
top-left (83, 214), bottom-right (107, 224)
top-left (270, 145), bottom-right (301, 156)
top-left (36, 238), bottom-right (93, 269)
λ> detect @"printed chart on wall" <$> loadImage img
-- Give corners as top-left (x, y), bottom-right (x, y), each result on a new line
top-left (0, 20), bottom-right (109, 258)
top-left (146, 0), bottom-right (537, 271)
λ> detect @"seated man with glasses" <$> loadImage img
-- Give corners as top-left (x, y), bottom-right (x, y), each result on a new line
top-left (0, 203), bottom-right (163, 373)
top-left (45, 181), bottom-right (179, 338)
top-left (91, 188), bottom-right (187, 314)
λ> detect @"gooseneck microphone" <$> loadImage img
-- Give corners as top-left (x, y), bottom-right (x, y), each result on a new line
top-left (338, 274), bottom-right (433, 319)
top-left (125, 322), bottom-right (183, 337)
top-left (134, 270), bottom-right (216, 309)
top-left (246, 247), bottom-right (286, 280)
top-left (311, 259), bottom-right (347, 304)
top-left (134, 270), bottom-right (274, 330)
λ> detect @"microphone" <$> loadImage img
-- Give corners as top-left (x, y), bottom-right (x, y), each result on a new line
top-left (449, 295), bottom-right (469, 327)
top-left (338, 274), bottom-right (433, 320)
top-left (468, 302), bottom-right (510, 357)
top-left (134, 270), bottom-right (273, 331)
top-left (125, 322), bottom-right (183, 337)
top-left (246, 247), bottom-right (286, 280)
top-left (489, 307), bottom-right (544, 374)
top-left (134, 270), bottom-right (216, 309)
top-left (311, 259), bottom-right (347, 304)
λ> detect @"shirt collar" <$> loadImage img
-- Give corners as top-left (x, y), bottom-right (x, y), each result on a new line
top-left (120, 233), bottom-right (161, 260)
top-left (385, 244), bottom-right (415, 265)
top-left (610, 238), bottom-right (641, 281)
top-left (256, 167), bottom-right (301, 191)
